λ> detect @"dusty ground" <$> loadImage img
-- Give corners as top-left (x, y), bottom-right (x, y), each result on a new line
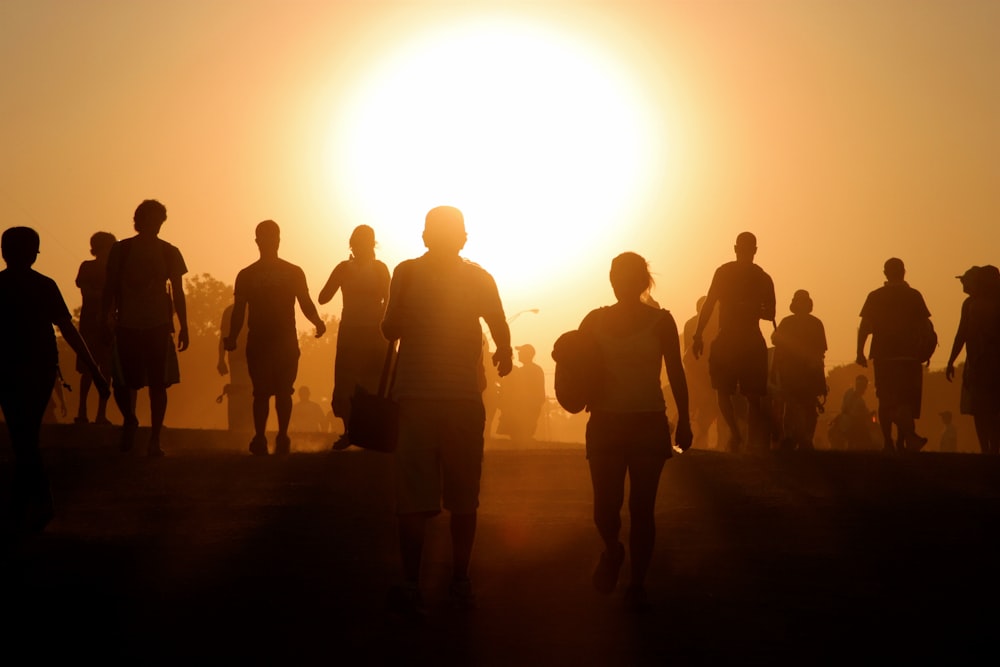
top-left (2, 425), bottom-right (999, 665)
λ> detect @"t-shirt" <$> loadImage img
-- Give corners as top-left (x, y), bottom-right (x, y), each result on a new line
top-left (382, 253), bottom-right (506, 401)
top-left (105, 235), bottom-right (187, 330)
top-left (706, 261), bottom-right (776, 335)
top-left (233, 258), bottom-right (311, 351)
top-left (0, 268), bottom-right (70, 376)
top-left (331, 258), bottom-right (390, 329)
top-left (859, 281), bottom-right (931, 360)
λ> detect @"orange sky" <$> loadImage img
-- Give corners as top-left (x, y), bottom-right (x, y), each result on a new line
top-left (3, 1), bottom-right (999, 393)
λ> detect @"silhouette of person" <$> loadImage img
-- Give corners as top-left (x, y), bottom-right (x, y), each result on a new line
top-left (224, 220), bottom-right (327, 456)
top-left (380, 205), bottom-right (513, 618)
top-left (945, 265), bottom-right (1000, 454)
top-left (938, 410), bottom-right (958, 453)
top-left (74, 231), bottom-right (116, 425)
top-left (691, 232), bottom-right (776, 452)
top-left (102, 199), bottom-right (189, 457)
top-left (580, 252), bottom-right (692, 612)
top-left (479, 333), bottom-right (501, 439)
top-left (42, 377), bottom-right (68, 424)
top-left (217, 302), bottom-right (253, 433)
top-left (497, 343), bottom-right (546, 443)
top-left (682, 296), bottom-right (720, 448)
top-left (289, 385), bottom-right (327, 433)
top-left (829, 374), bottom-right (876, 450)
top-left (318, 224), bottom-right (390, 450)
top-left (770, 290), bottom-right (827, 450)
top-left (1, 226), bottom-right (110, 534)
top-left (856, 257), bottom-right (932, 453)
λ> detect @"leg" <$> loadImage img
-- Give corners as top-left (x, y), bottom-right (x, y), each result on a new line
top-left (746, 394), bottom-right (768, 452)
top-left (113, 382), bottom-right (138, 451)
top-left (76, 373), bottom-right (92, 422)
top-left (450, 511), bottom-right (477, 581)
top-left (148, 384), bottom-right (167, 455)
top-left (588, 452), bottom-right (627, 594)
top-left (716, 390), bottom-right (742, 451)
top-left (397, 512), bottom-right (427, 584)
top-left (626, 456), bottom-right (666, 590)
top-left (274, 392), bottom-right (293, 454)
top-left (250, 393), bottom-right (271, 455)
top-left (973, 414), bottom-right (991, 454)
top-left (877, 403), bottom-right (894, 451)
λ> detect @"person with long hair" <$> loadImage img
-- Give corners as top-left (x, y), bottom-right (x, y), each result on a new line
top-left (579, 252), bottom-right (692, 612)
top-left (319, 225), bottom-right (391, 450)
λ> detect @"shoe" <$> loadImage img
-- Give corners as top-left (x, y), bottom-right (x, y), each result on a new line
top-left (908, 433), bottom-right (928, 453)
top-left (94, 416), bottom-right (112, 426)
top-left (386, 584), bottom-right (426, 622)
top-left (74, 416), bottom-right (89, 425)
top-left (249, 436), bottom-right (268, 456)
top-left (592, 542), bottom-right (625, 595)
top-left (147, 444), bottom-right (165, 458)
top-left (119, 419), bottom-right (139, 453)
top-left (623, 585), bottom-right (651, 614)
top-left (274, 434), bottom-right (291, 456)
top-left (450, 578), bottom-right (477, 611)
top-left (331, 434), bottom-right (352, 451)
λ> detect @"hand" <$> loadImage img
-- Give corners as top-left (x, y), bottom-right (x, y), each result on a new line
top-left (692, 335), bottom-right (703, 360)
top-left (674, 419), bottom-right (694, 452)
top-left (217, 360), bottom-right (229, 376)
top-left (314, 321), bottom-right (327, 338)
top-left (223, 336), bottom-right (236, 352)
top-left (855, 354), bottom-right (868, 368)
top-left (945, 364), bottom-right (955, 382)
top-left (177, 326), bottom-right (190, 352)
top-left (493, 348), bottom-right (514, 377)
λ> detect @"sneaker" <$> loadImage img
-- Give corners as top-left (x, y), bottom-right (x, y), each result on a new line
top-left (331, 434), bottom-right (352, 451)
top-left (249, 436), bottom-right (268, 456)
top-left (274, 434), bottom-right (291, 456)
top-left (908, 433), bottom-right (929, 453)
top-left (386, 584), bottom-right (426, 621)
top-left (450, 578), bottom-right (477, 611)
top-left (592, 542), bottom-right (625, 595)
top-left (623, 585), bottom-right (651, 613)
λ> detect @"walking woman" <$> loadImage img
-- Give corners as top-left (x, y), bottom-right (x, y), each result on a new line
top-left (578, 252), bottom-right (692, 611)
top-left (318, 225), bottom-right (390, 450)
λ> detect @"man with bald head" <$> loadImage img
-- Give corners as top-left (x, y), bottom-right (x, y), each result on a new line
top-left (225, 220), bottom-right (326, 456)
top-left (380, 205), bottom-right (513, 618)
top-left (692, 232), bottom-right (776, 452)
top-left (856, 257), bottom-right (932, 453)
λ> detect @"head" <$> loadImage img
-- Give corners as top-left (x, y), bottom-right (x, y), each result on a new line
top-left (133, 199), bottom-right (167, 234)
top-left (1, 226), bottom-right (41, 269)
top-left (422, 206), bottom-right (466, 254)
top-left (883, 257), bottom-right (905, 282)
top-left (609, 252), bottom-right (654, 301)
top-left (516, 344), bottom-right (536, 364)
top-left (734, 232), bottom-right (757, 262)
top-left (90, 231), bottom-right (117, 258)
top-left (789, 289), bottom-right (813, 315)
top-left (255, 219), bottom-right (281, 254)
top-left (349, 225), bottom-right (376, 258)
top-left (854, 374), bottom-right (869, 393)
top-left (298, 386), bottom-right (311, 401)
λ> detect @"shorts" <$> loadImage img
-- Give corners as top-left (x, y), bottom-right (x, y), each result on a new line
top-left (872, 358), bottom-right (923, 418)
top-left (246, 340), bottom-right (299, 398)
top-left (393, 398), bottom-right (486, 515)
top-left (708, 331), bottom-right (768, 396)
top-left (113, 324), bottom-right (179, 390)
top-left (585, 411), bottom-right (673, 461)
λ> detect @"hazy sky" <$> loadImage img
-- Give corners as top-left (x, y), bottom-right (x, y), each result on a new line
top-left (3, 0), bottom-right (999, 390)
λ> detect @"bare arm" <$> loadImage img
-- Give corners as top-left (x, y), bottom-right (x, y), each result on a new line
top-left (170, 272), bottom-right (189, 352)
top-left (224, 292), bottom-right (247, 352)
top-left (56, 316), bottom-right (109, 399)
top-left (318, 264), bottom-right (344, 305)
top-left (856, 317), bottom-right (872, 368)
top-left (297, 274), bottom-right (327, 339)
top-left (661, 313), bottom-right (692, 450)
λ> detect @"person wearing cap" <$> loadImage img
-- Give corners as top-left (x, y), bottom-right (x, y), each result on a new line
top-left (770, 289), bottom-right (828, 450)
top-left (945, 265), bottom-right (1000, 454)
top-left (691, 231), bottom-right (776, 452)
top-left (224, 220), bottom-right (327, 456)
top-left (497, 343), bottom-right (546, 443)
top-left (856, 257), bottom-right (932, 453)
top-left (102, 199), bottom-right (189, 457)
top-left (380, 205), bottom-right (513, 618)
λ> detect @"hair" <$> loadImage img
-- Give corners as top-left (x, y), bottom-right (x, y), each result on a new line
top-left (255, 219), bottom-right (280, 240)
top-left (735, 231), bottom-right (757, 248)
top-left (90, 231), bottom-right (117, 257)
top-left (423, 206), bottom-right (466, 252)
top-left (349, 225), bottom-right (376, 258)
top-left (1, 226), bottom-right (41, 266)
top-left (133, 199), bottom-right (167, 232)
top-left (789, 289), bottom-right (813, 315)
top-left (610, 252), bottom-right (654, 299)
top-left (883, 257), bottom-right (905, 280)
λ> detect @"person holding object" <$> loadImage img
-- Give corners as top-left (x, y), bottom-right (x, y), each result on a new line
top-left (579, 252), bottom-right (692, 612)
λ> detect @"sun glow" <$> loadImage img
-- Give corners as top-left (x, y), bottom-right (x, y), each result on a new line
top-left (328, 16), bottom-right (659, 294)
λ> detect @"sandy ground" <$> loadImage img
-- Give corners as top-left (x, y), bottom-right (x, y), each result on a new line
top-left (2, 425), bottom-right (999, 665)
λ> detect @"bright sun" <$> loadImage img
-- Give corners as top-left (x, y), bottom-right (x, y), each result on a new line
top-left (328, 16), bottom-right (656, 294)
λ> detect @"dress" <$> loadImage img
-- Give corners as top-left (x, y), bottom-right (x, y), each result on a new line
top-left (324, 258), bottom-right (390, 420)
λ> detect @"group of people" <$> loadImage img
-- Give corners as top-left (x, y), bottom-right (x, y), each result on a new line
top-left (3, 202), bottom-right (998, 620)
